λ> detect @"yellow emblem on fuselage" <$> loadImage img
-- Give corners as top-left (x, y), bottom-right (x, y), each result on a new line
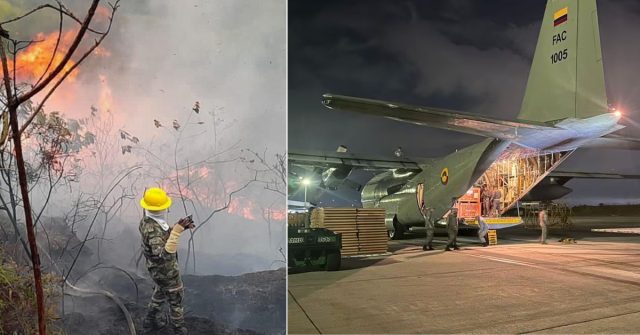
top-left (440, 168), bottom-right (449, 185)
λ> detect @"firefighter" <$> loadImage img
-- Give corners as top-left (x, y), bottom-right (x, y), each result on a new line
top-left (421, 202), bottom-right (435, 251)
top-left (445, 207), bottom-right (460, 251)
top-left (539, 208), bottom-right (548, 244)
top-left (139, 187), bottom-right (195, 335)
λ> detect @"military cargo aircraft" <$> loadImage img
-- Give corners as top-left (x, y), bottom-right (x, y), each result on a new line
top-left (289, 0), bottom-right (640, 238)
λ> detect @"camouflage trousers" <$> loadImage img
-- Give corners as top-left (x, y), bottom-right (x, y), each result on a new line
top-left (446, 228), bottom-right (458, 248)
top-left (142, 251), bottom-right (186, 332)
top-left (145, 284), bottom-right (185, 329)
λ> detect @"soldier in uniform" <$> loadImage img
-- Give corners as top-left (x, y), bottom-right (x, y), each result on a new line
top-left (480, 184), bottom-right (491, 216)
top-left (539, 208), bottom-right (548, 244)
top-left (445, 206), bottom-right (460, 251)
top-left (139, 187), bottom-right (195, 335)
top-left (477, 215), bottom-right (489, 247)
top-left (420, 202), bottom-right (435, 251)
top-left (492, 187), bottom-right (502, 217)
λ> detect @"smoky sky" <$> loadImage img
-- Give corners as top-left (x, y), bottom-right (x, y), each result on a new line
top-left (289, 0), bottom-right (640, 206)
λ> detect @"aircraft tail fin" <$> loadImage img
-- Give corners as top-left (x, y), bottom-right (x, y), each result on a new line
top-left (518, 0), bottom-right (607, 123)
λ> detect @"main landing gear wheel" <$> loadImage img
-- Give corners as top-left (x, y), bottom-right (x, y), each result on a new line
top-left (388, 220), bottom-right (405, 240)
top-left (326, 250), bottom-right (341, 271)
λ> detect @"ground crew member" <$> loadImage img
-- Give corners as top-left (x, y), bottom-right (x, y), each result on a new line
top-left (539, 208), bottom-right (548, 244)
top-left (492, 187), bottom-right (502, 217)
top-left (139, 187), bottom-right (195, 335)
top-left (480, 184), bottom-right (491, 216)
top-left (477, 215), bottom-right (489, 247)
top-left (421, 202), bottom-right (434, 251)
top-left (445, 206), bottom-right (460, 251)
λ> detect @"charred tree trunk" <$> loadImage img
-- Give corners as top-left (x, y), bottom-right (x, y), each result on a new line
top-left (0, 3), bottom-right (117, 333)
top-left (9, 102), bottom-right (45, 335)
top-left (0, 35), bottom-right (46, 335)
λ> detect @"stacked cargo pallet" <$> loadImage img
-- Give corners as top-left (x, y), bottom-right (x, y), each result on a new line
top-left (312, 208), bottom-right (359, 256)
top-left (309, 207), bottom-right (387, 256)
top-left (355, 208), bottom-right (388, 255)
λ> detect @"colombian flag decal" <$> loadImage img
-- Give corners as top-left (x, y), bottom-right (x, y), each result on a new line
top-left (554, 7), bottom-right (568, 27)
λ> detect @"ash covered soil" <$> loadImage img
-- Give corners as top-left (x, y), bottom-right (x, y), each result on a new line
top-left (60, 268), bottom-right (285, 335)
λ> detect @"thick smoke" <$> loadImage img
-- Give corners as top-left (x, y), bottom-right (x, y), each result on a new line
top-left (3, 0), bottom-right (285, 275)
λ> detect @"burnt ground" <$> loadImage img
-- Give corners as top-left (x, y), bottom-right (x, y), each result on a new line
top-left (60, 268), bottom-right (286, 335)
top-left (1, 217), bottom-right (287, 335)
top-left (62, 301), bottom-right (261, 335)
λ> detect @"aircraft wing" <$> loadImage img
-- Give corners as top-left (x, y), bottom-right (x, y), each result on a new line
top-left (322, 94), bottom-right (556, 140)
top-left (289, 151), bottom-right (423, 196)
top-left (289, 151), bottom-right (423, 170)
top-left (579, 133), bottom-right (640, 150)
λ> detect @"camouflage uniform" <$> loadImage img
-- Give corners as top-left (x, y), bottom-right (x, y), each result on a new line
top-left (422, 210), bottom-right (434, 250)
top-left (139, 216), bottom-right (186, 334)
top-left (445, 210), bottom-right (459, 251)
top-left (477, 216), bottom-right (489, 246)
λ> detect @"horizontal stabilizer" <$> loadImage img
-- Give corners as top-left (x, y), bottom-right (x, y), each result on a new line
top-left (550, 171), bottom-right (640, 179)
top-left (322, 94), bottom-right (554, 140)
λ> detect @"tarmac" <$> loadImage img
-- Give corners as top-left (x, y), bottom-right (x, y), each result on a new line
top-left (288, 216), bottom-right (640, 334)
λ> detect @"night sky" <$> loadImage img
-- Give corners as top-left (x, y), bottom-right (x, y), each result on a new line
top-left (289, 0), bottom-right (640, 206)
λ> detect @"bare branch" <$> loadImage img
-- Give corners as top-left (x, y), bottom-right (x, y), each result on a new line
top-left (193, 171), bottom-right (258, 233)
top-left (0, 4), bottom-right (58, 25)
top-left (0, 3), bottom-right (108, 35)
top-left (17, 0), bottom-right (101, 104)
top-left (18, 1), bottom-right (121, 135)
top-left (34, 2), bottom-right (64, 88)
top-left (65, 165), bottom-right (141, 279)
top-left (0, 32), bottom-right (14, 106)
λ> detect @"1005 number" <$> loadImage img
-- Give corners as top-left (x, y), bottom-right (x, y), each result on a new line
top-left (551, 49), bottom-right (568, 64)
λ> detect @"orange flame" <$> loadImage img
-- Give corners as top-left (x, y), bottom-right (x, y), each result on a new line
top-left (8, 29), bottom-right (112, 86)
top-left (264, 208), bottom-right (286, 221)
top-left (158, 162), bottom-right (281, 223)
top-left (228, 197), bottom-right (257, 221)
top-left (10, 30), bottom-right (79, 83)
top-left (3, 27), bottom-right (115, 124)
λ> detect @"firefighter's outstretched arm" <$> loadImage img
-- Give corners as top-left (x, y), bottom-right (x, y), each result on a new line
top-left (165, 217), bottom-right (195, 253)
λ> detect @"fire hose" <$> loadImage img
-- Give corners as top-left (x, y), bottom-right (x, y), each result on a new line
top-left (63, 280), bottom-right (136, 335)
top-left (39, 247), bottom-right (137, 335)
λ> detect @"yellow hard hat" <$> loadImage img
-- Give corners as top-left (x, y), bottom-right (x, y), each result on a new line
top-left (140, 187), bottom-right (172, 211)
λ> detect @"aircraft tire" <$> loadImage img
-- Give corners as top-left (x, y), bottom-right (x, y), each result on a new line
top-left (326, 250), bottom-right (341, 271)
top-left (390, 219), bottom-right (405, 240)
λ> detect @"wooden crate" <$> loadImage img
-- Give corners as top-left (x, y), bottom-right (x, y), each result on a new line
top-left (310, 207), bottom-right (389, 256)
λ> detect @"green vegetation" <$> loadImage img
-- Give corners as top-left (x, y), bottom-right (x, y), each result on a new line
top-left (0, 251), bottom-right (62, 335)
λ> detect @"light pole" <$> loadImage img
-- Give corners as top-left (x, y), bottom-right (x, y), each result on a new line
top-left (302, 177), bottom-right (311, 209)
